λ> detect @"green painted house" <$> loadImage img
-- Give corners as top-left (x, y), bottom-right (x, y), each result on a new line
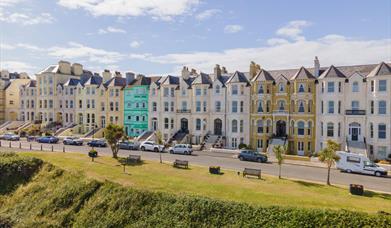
top-left (123, 76), bottom-right (159, 137)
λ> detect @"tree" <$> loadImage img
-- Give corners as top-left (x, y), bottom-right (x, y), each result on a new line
top-left (318, 140), bottom-right (340, 185)
top-left (273, 145), bottom-right (286, 179)
top-left (155, 131), bottom-right (163, 163)
top-left (104, 124), bottom-right (125, 159)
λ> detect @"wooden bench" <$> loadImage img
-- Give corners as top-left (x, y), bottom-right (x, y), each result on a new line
top-left (243, 168), bottom-right (261, 179)
top-left (173, 159), bottom-right (188, 169)
top-left (127, 155), bottom-right (141, 164)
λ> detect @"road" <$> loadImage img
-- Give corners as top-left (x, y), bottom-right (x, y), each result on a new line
top-left (1, 139), bottom-right (390, 193)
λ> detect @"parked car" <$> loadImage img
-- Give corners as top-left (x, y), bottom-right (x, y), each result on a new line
top-left (336, 151), bottom-right (387, 177)
top-left (1, 133), bottom-right (20, 141)
top-left (118, 141), bottom-right (135, 150)
top-left (139, 141), bottom-right (164, 152)
top-left (169, 144), bottom-right (193, 155)
top-left (87, 140), bottom-right (107, 147)
top-left (63, 137), bottom-right (83, 146)
top-left (238, 150), bottom-right (268, 163)
top-left (37, 136), bottom-right (59, 144)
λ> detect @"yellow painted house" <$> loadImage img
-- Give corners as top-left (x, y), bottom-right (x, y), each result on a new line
top-left (250, 64), bottom-right (317, 155)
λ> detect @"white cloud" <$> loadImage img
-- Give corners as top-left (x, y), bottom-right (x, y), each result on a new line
top-left (0, 12), bottom-right (55, 25)
top-left (0, 60), bottom-right (36, 72)
top-left (0, 0), bottom-right (23, 7)
top-left (195, 9), bottom-right (220, 21)
top-left (57, 0), bottom-right (200, 20)
top-left (276, 20), bottom-right (311, 41)
top-left (267, 38), bottom-right (289, 46)
top-left (16, 43), bottom-right (44, 51)
top-left (137, 35), bottom-right (391, 73)
top-left (0, 43), bottom-right (15, 50)
top-left (48, 42), bottom-right (124, 64)
top-left (224, 24), bottom-right (242, 34)
top-left (98, 26), bottom-right (127, 34)
top-left (130, 41), bottom-right (142, 48)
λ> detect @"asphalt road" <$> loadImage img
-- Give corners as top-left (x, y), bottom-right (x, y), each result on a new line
top-left (1, 139), bottom-right (390, 193)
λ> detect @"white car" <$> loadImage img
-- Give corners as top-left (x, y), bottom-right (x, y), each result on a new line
top-left (336, 151), bottom-right (388, 177)
top-left (139, 141), bottom-right (164, 152)
top-left (169, 144), bottom-right (193, 155)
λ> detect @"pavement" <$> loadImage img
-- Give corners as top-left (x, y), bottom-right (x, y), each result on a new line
top-left (1, 139), bottom-right (390, 193)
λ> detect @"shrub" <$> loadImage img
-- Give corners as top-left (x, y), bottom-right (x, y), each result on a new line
top-left (0, 152), bottom-right (43, 194)
top-left (238, 143), bottom-right (247, 149)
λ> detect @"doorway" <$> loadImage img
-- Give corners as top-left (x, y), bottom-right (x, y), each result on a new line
top-left (276, 120), bottom-right (286, 137)
top-left (214, 118), bottom-right (222, 135)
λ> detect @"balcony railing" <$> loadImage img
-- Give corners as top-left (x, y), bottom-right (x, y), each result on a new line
top-left (176, 109), bottom-right (191, 113)
top-left (345, 110), bottom-right (366, 115)
top-left (273, 110), bottom-right (288, 115)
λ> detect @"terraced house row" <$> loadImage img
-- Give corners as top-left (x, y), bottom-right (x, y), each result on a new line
top-left (12, 59), bottom-right (391, 160)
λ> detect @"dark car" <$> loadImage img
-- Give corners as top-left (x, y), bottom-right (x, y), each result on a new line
top-left (63, 137), bottom-right (83, 146)
top-left (37, 136), bottom-right (59, 144)
top-left (238, 150), bottom-right (268, 163)
top-left (118, 141), bottom-right (135, 150)
top-left (87, 140), bottom-right (107, 147)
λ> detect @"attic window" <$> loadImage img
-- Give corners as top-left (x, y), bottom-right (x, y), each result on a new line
top-left (298, 84), bottom-right (305, 93)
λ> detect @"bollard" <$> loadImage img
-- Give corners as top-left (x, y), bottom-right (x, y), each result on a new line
top-left (9, 141), bottom-right (11, 148)
top-left (19, 142), bottom-right (21, 149)
top-left (51, 145), bottom-right (54, 152)
top-left (63, 146), bottom-right (65, 153)
top-left (30, 144), bottom-right (32, 150)
top-left (40, 144), bottom-right (43, 151)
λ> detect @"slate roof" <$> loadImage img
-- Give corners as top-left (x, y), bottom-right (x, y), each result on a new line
top-left (216, 74), bottom-right (230, 86)
top-left (104, 76), bottom-right (126, 88)
top-left (80, 72), bottom-right (103, 87)
top-left (64, 78), bottom-right (81, 87)
top-left (226, 71), bottom-right (250, 85)
top-left (128, 76), bottom-right (161, 87)
top-left (290, 67), bottom-right (316, 80)
top-left (192, 73), bottom-right (212, 86)
top-left (26, 80), bottom-right (36, 88)
top-left (160, 75), bottom-right (180, 85)
top-left (251, 69), bottom-right (275, 82)
top-left (367, 62), bottom-right (391, 78)
top-left (318, 65), bottom-right (347, 79)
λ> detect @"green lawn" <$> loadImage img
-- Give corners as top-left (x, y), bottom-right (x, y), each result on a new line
top-left (20, 151), bottom-right (391, 214)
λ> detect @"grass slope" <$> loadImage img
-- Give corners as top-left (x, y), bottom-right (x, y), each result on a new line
top-left (1, 153), bottom-right (390, 227)
top-left (18, 151), bottom-right (391, 214)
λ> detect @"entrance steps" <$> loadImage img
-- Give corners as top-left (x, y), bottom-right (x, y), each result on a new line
top-left (267, 138), bottom-right (286, 155)
top-left (347, 140), bottom-right (367, 156)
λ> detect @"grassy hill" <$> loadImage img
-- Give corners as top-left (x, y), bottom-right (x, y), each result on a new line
top-left (1, 152), bottom-right (390, 227)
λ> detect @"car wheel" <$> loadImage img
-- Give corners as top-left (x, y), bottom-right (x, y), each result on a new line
top-left (239, 156), bottom-right (244, 161)
top-left (154, 148), bottom-right (159, 152)
top-left (257, 158), bottom-right (263, 163)
top-left (346, 169), bottom-right (352, 173)
top-left (170, 150), bottom-right (174, 154)
top-left (375, 171), bottom-right (381, 177)
top-left (141, 146), bottom-right (145, 151)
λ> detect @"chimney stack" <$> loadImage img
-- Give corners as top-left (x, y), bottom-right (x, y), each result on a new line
top-left (181, 66), bottom-right (190, 80)
top-left (58, 60), bottom-right (71, 75)
top-left (102, 69), bottom-right (111, 82)
top-left (221, 66), bottom-right (228, 74)
top-left (249, 61), bottom-right (260, 78)
top-left (125, 72), bottom-right (135, 85)
top-left (71, 63), bottom-right (83, 76)
top-left (314, 56), bottom-right (320, 77)
top-left (214, 64), bottom-right (221, 77)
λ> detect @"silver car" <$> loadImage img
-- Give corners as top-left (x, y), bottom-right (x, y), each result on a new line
top-left (169, 144), bottom-right (193, 155)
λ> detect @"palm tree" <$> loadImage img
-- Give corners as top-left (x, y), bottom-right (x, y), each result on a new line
top-left (104, 124), bottom-right (124, 159)
top-left (273, 145), bottom-right (286, 179)
top-left (318, 140), bottom-right (340, 185)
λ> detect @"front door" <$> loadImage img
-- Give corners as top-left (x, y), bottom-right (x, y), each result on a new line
top-left (181, 118), bottom-right (188, 132)
top-left (276, 120), bottom-right (286, 137)
top-left (351, 128), bottom-right (358, 141)
top-left (214, 119), bottom-right (222, 135)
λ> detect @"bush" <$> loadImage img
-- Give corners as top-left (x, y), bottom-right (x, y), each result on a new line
top-left (0, 152), bottom-right (43, 194)
top-left (238, 143), bottom-right (247, 149)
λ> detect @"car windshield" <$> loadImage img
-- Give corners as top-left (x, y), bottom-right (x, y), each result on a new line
top-left (364, 161), bottom-right (378, 167)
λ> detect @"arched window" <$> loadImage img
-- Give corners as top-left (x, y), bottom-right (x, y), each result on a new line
top-left (257, 101), bottom-right (263, 113)
top-left (327, 122), bottom-right (334, 137)
top-left (278, 100), bottom-right (285, 111)
top-left (257, 120), bottom-right (263, 133)
top-left (291, 100), bottom-right (295, 112)
top-left (232, 120), bottom-right (238, 133)
top-left (215, 85), bottom-right (220, 94)
top-left (266, 120), bottom-right (271, 133)
top-left (258, 84), bottom-right (264, 94)
top-left (266, 100), bottom-right (271, 112)
top-left (279, 83), bottom-right (284, 92)
top-left (298, 121), bottom-right (305, 135)
top-left (352, 81), bottom-right (359, 92)
top-left (298, 84), bottom-right (305, 93)
top-left (308, 121), bottom-right (312, 135)
top-left (298, 101), bottom-right (305, 113)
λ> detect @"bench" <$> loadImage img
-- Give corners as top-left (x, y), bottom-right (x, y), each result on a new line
top-left (127, 155), bottom-right (141, 164)
top-left (243, 168), bottom-right (261, 179)
top-left (173, 159), bottom-right (188, 169)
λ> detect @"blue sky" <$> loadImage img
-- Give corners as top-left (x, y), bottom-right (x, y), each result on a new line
top-left (0, 0), bottom-right (390, 77)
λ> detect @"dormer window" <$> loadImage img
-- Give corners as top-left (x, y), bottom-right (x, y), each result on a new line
top-left (327, 82), bottom-right (334, 93)
top-left (352, 81), bottom-right (359, 92)
top-left (278, 100), bottom-right (285, 111)
top-left (258, 84), bottom-right (263, 94)
top-left (279, 83), bottom-right (284, 92)
top-left (215, 85), bottom-right (220, 94)
top-left (298, 84), bottom-right (305, 93)
top-left (232, 85), bottom-right (238, 95)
